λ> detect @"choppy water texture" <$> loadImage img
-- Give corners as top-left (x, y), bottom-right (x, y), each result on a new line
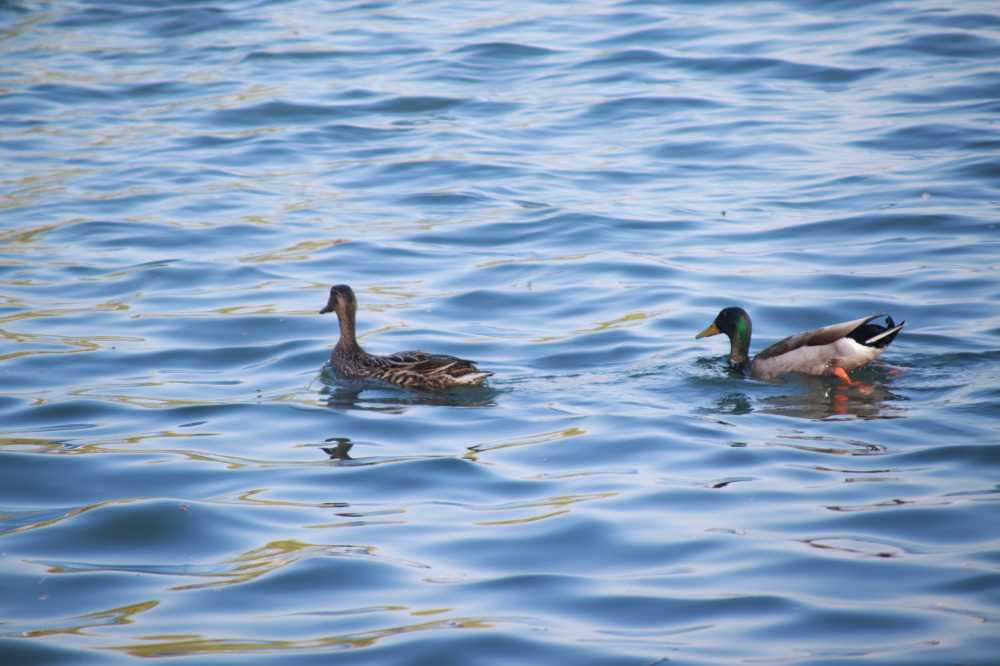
top-left (2, 1), bottom-right (1000, 664)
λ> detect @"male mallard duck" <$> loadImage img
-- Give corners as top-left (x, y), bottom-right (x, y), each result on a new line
top-left (319, 284), bottom-right (492, 390)
top-left (696, 307), bottom-right (904, 382)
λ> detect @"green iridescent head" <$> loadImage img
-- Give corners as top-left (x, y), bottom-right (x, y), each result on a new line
top-left (696, 307), bottom-right (752, 367)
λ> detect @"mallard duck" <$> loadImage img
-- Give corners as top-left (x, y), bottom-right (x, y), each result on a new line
top-left (319, 284), bottom-right (492, 390)
top-left (695, 307), bottom-right (904, 382)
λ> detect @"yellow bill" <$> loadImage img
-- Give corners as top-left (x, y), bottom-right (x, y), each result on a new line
top-left (695, 322), bottom-right (721, 339)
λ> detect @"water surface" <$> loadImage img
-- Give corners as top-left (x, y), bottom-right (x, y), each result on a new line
top-left (2, 1), bottom-right (999, 664)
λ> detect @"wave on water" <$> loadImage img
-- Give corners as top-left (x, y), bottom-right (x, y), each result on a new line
top-left (2, 0), bottom-right (999, 664)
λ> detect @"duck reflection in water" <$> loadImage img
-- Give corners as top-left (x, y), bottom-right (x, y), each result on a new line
top-left (772, 374), bottom-right (905, 420)
top-left (704, 372), bottom-right (904, 420)
top-left (321, 437), bottom-right (354, 461)
top-left (319, 374), bottom-right (498, 413)
top-left (317, 436), bottom-right (452, 467)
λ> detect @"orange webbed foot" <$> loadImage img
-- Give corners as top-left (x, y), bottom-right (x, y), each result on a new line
top-left (832, 367), bottom-right (876, 395)
top-left (832, 367), bottom-right (854, 386)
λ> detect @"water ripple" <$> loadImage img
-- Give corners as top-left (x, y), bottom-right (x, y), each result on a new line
top-left (2, 1), bottom-right (999, 664)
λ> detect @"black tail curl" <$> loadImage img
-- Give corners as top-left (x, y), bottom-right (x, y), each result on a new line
top-left (849, 315), bottom-right (905, 349)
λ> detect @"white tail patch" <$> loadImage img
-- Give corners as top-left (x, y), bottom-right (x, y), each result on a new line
top-left (452, 371), bottom-right (492, 385)
top-left (865, 323), bottom-right (905, 346)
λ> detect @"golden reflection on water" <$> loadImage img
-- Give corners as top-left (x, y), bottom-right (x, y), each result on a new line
top-left (239, 239), bottom-right (346, 264)
top-left (33, 539), bottom-right (428, 593)
top-left (54, 382), bottom-right (323, 411)
top-left (232, 489), bottom-right (361, 509)
top-left (65, 391), bottom-right (212, 410)
top-left (531, 310), bottom-right (656, 343)
top-left (0, 435), bottom-right (68, 452)
top-left (167, 540), bottom-right (368, 591)
top-left (474, 492), bottom-right (616, 527)
top-left (465, 426), bottom-right (586, 458)
top-left (192, 537), bottom-right (431, 590)
top-left (477, 252), bottom-right (591, 271)
top-left (109, 616), bottom-right (507, 658)
top-left (478, 509), bottom-right (561, 525)
top-left (3, 499), bottom-right (120, 536)
top-left (0, 327), bottom-right (143, 362)
top-left (15, 600), bottom-right (159, 639)
top-left (579, 310), bottom-right (649, 333)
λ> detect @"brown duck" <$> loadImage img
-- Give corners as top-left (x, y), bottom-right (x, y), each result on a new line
top-left (319, 284), bottom-right (492, 390)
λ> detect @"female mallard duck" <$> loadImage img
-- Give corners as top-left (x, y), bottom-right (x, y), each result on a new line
top-left (319, 284), bottom-right (492, 390)
top-left (696, 307), bottom-right (904, 383)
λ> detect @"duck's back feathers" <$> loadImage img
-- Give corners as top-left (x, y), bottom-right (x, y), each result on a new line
top-left (697, 306), bottom-right (905, 381)
top-left (332, 348), bottom-right (492, 390)
top-left (750, 314), bottom-right (904, 381)
top-left (755, 314), bottom-right (885, 362)
top-left (375, 351), bottom-right (493, 389)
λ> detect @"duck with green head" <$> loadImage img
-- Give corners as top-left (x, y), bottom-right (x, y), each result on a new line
top-left (320, 284), bottom-right (492, 391)
top-left (696, 307), bottom-right (904, 383)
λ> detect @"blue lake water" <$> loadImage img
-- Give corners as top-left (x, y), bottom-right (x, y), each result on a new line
top-left (2, 1), bottom-right (1000, 663)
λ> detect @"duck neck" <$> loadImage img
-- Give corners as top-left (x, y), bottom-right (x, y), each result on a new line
top-left (334, 306), bottom-right (362, 356)
top-left (729, 316), bottom-right (751, 369)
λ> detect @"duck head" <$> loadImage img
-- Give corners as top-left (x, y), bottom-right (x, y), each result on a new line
top-left (696, 306), bottom-right (752, 367)
top-left (319, 284), bottom-right (357, 317)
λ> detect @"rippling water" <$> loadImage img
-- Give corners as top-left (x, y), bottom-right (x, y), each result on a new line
top-left (2, 1), bottom-right (1000, 663)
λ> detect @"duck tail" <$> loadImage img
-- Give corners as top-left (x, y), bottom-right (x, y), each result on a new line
top-left (452, 370), bottom-right (493, 385)
top-left (865, 318), bottom-right (905, 348)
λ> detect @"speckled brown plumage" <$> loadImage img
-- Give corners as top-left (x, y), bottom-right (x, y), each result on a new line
top-left (319, 284), bottom-right (492, 390)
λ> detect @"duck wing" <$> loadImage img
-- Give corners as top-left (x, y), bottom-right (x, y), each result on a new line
top-left (754, 314), bottom-right (887, 361)
top-left (373, 350), bottom-right (492, 388)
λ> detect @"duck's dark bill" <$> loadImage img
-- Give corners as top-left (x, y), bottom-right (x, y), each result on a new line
top-left (696, 322), bottom-right (721, 339)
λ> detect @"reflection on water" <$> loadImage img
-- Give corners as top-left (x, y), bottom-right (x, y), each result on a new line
top-left (770, 433), bottom-right (887, 457)
top-left (319, 368), bottom-right (498, 412)
top-left (321, 437), bottom-right (354, 461)
top-left (761, 382), bottom-right (905, 420)
top-left (316, 436), bottom-right (450, 468)
top-left (107, 615), bottom-right (535, 659)
top-left (2, 600), bottom-right (160, 640)
top-left (31, 539), bottom-right (428, 592)
top-left (710, 392), bottom-right (753, 416)
top-left (701, 369), bottom-right (906, 420)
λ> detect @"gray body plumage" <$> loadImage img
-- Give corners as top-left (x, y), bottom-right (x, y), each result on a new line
top-left (751, 315), bottom-right (890, 380)
top-left (697, 308), bottom-right (905, 381)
